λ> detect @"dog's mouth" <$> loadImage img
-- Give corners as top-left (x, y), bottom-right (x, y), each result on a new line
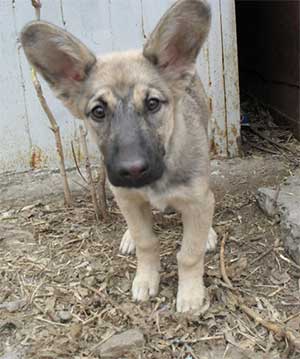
top-left (106, 160), bottom-right (165, 188)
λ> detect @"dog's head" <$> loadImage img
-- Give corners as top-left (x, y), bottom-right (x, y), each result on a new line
top-left (21, 0), bottom-right (210, 188)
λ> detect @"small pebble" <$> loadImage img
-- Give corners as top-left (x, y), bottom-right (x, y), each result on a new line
top-left (58, 310), bottom-right (72, 323)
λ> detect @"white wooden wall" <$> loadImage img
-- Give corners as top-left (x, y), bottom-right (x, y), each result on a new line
top-left (0, 0), bottom-right (240, 173)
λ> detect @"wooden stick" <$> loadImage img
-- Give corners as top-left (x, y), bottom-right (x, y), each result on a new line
top-left (31, 69), bottom-right (72, 207)
top-left (30, 0), bottom-right (72, 207)
top-left (71, 140), bottom-right (88, 184)
top-left (79, 125), bottom-right (101, 221)
top-left (238, 300), bottom-right (300, 350)
top-left (96, 159), bottom-right (107, 219)
top-left (31, 0), bottom-right (41, 19)
top-left (220, 232), bottom-right (233, 288)
top-left (249, 126), bottom-right (296, 155)
top-left (220, 231), bottom-right (300, 351)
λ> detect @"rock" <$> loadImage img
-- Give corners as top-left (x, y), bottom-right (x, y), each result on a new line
top-left (224, 346), bottom-right (279, 359)
top-left (58, 310), bottom-right (72, 323)
top-left (257, 170), bottom-right (300, 264)
top-left (97, 329), bottom-right (145, 358)
top-left (256, 187), bottom-right (279, 217)
top-left (0, 352), bottom-right (22, 359)
top-left (0, 299), bottom-right (26, 313)
top-left (0, 347), bottom-right (26, 359)
top-left (192, 344), bottom-right (278, 359)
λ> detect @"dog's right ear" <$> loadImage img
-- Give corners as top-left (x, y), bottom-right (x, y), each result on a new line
top-left (143, 0), bottom-right (211, 85)
top-left (21, 21), bottom-right (96, 116)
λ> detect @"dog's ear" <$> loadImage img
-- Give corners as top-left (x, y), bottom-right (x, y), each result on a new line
top-left (143, 0), bottom-right (211, 83)
top-left (21, 21), bottom-right (96, 116)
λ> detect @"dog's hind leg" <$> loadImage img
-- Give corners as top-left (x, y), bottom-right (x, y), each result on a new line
top-left (113, 189), bottom-right (160, 301)
top-left (174, 183), bottom-right (215, 313)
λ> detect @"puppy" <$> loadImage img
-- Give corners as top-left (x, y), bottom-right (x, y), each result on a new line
top-left (21, 0), bottom-right (216, 313)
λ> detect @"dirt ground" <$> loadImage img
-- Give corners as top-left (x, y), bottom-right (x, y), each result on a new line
top-left (1, 105), bottom-right (300, 358)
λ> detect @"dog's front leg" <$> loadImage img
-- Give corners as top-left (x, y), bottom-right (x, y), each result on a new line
top-left (175, 187), bottom-right (214, 313)
top-left (113, 190), bottom-right (160, 301)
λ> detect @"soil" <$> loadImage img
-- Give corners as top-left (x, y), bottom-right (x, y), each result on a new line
top-left (1, 102), bottom-right (300, 358)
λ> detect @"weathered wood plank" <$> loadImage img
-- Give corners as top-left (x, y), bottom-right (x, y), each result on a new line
top-left (207, 0), bottom-right (227, 157)
top-left (0, 1), bottom-right (31, 172)
top-left (220, 0), bottom-right (241, 157)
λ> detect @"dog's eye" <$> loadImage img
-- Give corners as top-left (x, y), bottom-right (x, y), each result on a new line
top-left (91, 103), bottom-right (106, 121)
top-left (146, 97), bottom-right (161, 113)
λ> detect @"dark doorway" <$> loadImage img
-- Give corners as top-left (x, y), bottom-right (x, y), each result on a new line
top-left (235, 1), bottom-right (300, 140)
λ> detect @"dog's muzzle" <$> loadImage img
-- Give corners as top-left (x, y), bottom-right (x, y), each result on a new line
top-left (106, 155), bottom-right (164, 188)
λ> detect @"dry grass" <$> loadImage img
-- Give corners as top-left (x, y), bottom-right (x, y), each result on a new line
top-left (1, 100), bottom-right (300, 358)
top-left (1, 180), bottom-right (300, 358)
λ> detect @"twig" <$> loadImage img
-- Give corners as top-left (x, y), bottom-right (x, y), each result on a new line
top-left (96, 159), bottom-right (107, 218)
top-left (237, 299), bottom-right (300, 350)
top-left (284, 311), bottom-right (300, 324)
top-left (250, 143), bottom-right (279, 155)
top-left (249, 126), bottom-right (296, 155)
top-left (90, 331), bottom-right (117, 353)
top-left (220, 232), bottom-right (233, 288)
top-left (71, 140), bottom-right (87, 184)
top-left (220, 231), bottom-right (300, 351)
top-left (30, 0), bottom-right (72, 207)
top-left (251, 236), bottom-right (280, 265)
top-left (31, 71), bottom-right (72, 207)
top-left (279, 254), bottom-right (300, 271)
top-left (36, 316), bottom-right (67, 327)
top-left (79, 125), bottom-right (101, 221)
top-left (251, 247), bottom-right (274, 265)
top-left (31, 0), bottom-right (41, 19)
top-left (196, 335), bottom-right (224, 342)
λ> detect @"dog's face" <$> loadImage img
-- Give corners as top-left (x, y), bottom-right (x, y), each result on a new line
top-left (21, 0), bottom-right (211, 188)
top-left (82, 53), bottom-right (172, 188)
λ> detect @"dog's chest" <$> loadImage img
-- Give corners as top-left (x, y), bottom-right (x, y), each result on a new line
top-left (145, 190), bottom-right (169, 211)
top-left (140, 182), bottom-right (188, 212)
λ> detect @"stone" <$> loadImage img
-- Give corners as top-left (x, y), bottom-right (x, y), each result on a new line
top-left (0, 348), bottom-right (26, 359)
top-left (192, 344), bottom-right (278, 359)
top-left (257, 170), bottom-right (300, 264)
top-left (256, 187), bottom-right (279, 217)
top-left (0, 299), bottom-right (26, 313)
top-left (97, 329), bottom-right (145, 358)
top-left (58, 310), bottom-right (72, 323)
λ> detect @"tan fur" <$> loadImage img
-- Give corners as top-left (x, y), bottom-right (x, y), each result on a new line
top-left (21, 0), bottom-right (215, 314)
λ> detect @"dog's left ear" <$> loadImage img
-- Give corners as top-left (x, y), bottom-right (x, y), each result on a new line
top-left (143, 0), bottom-right (211, 83)
top-left (21, 21), bottom-right (96, 117)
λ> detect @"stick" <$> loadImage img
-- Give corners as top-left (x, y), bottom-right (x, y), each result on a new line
top-left (31, 0), bottom-right (41, 19)
top-left (249, 126), bottom-right (296, 155)
top-left (220, 232), bottom-right (233, 288)
top-left (220, 231), bottom-right (300, 351)
top-left (71, 140), bottom-right (88, 184)
top-left (79, 125), bottom-right (101, 221)
top-left (31, 70), bottom-right (72, 206)
top-left (237, 300), bottom-right (300, 350)
top-left (96, 159), bottom-right (107, 218)
top-left (30, 0), bottom-right (72, 207)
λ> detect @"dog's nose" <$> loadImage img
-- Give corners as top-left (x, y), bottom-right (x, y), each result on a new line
top-left (118, 160), bottom-right (149, 180)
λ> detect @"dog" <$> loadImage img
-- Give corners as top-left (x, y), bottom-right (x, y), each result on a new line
top-left (21, 0), bottom-right (217, 313)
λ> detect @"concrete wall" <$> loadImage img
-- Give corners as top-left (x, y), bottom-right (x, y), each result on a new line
top-left (236, 0), bottom-right (300, 139)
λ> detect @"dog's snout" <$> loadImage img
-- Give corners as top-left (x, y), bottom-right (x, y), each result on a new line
top-left (118, 159), bottom-right (150, 180)
top-left (106, 152), bottom-right (164, 188)
top-left (104, 107), bottom-right (165, 188)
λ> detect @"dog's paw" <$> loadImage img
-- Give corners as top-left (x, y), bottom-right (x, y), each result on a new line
top-left (176, 280), bottom-right (210, 314)
top-left (205, 227), bottom-right (217, 252)
top-left (132, 271), bottom-right (160, 301)
top-left (119, 229), bottom-right (136, 255)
